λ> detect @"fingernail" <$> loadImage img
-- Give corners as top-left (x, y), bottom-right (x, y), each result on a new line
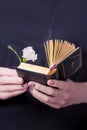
top-left (48, 80), bottom-right (54, 85)
top-left (18, 78), bottom-right (23, 83)
top-left (29, 84), bottom-right (35, 91)
top-left (22, 83), bottom-right (28, 88)
top-left (29, 86), bottom-right (34, 91)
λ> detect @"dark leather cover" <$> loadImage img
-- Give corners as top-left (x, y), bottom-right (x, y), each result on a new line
top-left (58, 47), bottom-right (82, 80)
top-left (16, 67), bottom-right (59, 85)
top-left (16, 47), bottom-right (82, 84)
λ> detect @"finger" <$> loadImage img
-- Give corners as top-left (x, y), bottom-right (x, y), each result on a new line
top-left (28, 85), bottom-right (66, 109)
top-left (43, 95), bottom-right (68, 109)
top-left (28, 86), bottom-right (55, 105)
top-left (47, 102), bottom-right (66, 109)
top-left (0, 67), bottom-right (18, 76)
top-left (28, 81), bottom-right (69, 98)
top-left (0, 89), bottom-right (27, 100)
top-left (47, 79), bottom-right (67, 90)
top-left (0, 84), bottom-right (28, 92)
top-left (55, 96), bottom-right (68, 105)
top-left (28, 84), bottom-right (68, 109)
top-left (0, 76), bottom-right (23, 84)
top-left (47, 103), bottom-right (60, 109)
top-left (28, 81), bottom-right (57, 96)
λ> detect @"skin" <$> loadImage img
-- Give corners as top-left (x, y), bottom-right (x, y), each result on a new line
top-left (0, 67), bottom-right (28, 100)
top-left (1, 67), bottom-right (87, 109)
top-left (28, 79), bottom-right (87, 109)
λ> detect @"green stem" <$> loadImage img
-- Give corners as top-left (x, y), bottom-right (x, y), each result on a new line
top-left (7, 45), bottom-right (22, 63)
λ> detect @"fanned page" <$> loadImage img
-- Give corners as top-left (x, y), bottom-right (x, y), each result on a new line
top-left (44, 40), bottom-right (79, 68)
top-left (16, 39), bottom-right (81, 84)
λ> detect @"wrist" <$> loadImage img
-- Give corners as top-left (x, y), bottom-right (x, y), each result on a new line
top-left (75, 82), bottom-right (87, 104)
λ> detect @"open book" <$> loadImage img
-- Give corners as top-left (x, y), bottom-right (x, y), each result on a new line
top-left (17, 40), bottom-right (82, 85)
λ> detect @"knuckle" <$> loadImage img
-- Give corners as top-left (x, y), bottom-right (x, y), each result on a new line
top-left (55, 104), bottom-right (61, 109)
top-left (55, 105), bottom-right (60, 109)
top-left (59, 100), bottom-right (66, 105)
top-left (65, 94), bottom-right (70, 99)
top-left (63, 92), bottom-right (70, 99)
top-left (45, 97), bottom-right (50, 103)
top-left (16, 77), bottom-right (23, 84)
top-left (36, 84), bottom-right (40, 90)
top-left (51, 104), bottom-right (60, 109)
top-left (20, 78), bottom-right (24, 83)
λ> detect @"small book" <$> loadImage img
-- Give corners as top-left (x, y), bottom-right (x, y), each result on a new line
top-left (16, 40), bottom-right (82, 85)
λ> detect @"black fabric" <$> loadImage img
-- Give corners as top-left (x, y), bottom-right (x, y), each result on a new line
top-left (0, 0), bottom-right (87, 130)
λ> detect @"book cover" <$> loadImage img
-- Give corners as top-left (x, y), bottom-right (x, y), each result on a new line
top-left (16, 66), bottom-right (59, 85)
top-left (12, 40), bottom-right (82, 85)
top-left (58, 47), bottom-right (82, 80)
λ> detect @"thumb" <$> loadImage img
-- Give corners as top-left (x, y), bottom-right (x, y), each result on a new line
top-left (47, 79), bottom-right (68, 90)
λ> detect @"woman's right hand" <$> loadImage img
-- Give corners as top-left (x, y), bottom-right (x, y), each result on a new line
top-left (0, 67), bottom-right (28, 100)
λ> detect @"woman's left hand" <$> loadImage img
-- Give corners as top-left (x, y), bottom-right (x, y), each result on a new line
top-left (28, 79), bottom-right (86, 109)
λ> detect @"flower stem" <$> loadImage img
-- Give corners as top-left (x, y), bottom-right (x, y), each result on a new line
top-left (7, 45), bottom-right (22, 63)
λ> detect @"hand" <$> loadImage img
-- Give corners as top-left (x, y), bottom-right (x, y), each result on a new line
top-left (28, 79), bottom-right (87, 109)
top-left (0, 67), bottom-right (28, 100)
